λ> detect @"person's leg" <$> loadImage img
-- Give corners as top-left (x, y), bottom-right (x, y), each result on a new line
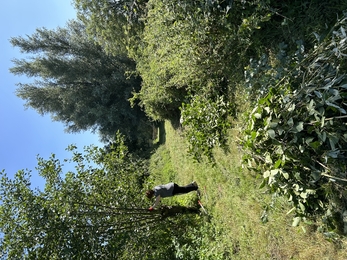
top-left (172, 183), bottom-right (198, 195)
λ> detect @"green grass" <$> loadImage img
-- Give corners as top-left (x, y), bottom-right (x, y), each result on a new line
top-left (147, 122), bottom-right (347, 259)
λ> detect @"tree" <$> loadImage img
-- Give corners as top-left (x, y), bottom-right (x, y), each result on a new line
top-left (9, 20), bottom-right (152, 147)
top-left (0, 136), bottom-right (201, 259)
top-left (73, 0), bottom-right (147, 56)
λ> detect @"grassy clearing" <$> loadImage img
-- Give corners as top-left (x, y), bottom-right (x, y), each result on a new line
top-left (148, 122), bottom-right (347, 259)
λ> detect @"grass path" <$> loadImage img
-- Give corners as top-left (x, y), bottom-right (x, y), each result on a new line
top-left (149, 121), bottom-right (347, 259)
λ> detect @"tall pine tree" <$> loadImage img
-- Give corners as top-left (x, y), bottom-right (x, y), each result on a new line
top-left (10, 20), bottom-right (152, 147)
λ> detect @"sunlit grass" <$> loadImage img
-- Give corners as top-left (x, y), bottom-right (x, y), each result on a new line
top-left (149, 121), bottom-right (347, 259)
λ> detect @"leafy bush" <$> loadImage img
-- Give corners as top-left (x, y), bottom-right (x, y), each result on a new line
top-left (181, 94), bottom-right (232, 162)
top-left (133, 0), bottom-right (271, 161)
top-left (242, 15), bottom-right (347, 230)
top-left (133, 0), bottom-right (272, 119)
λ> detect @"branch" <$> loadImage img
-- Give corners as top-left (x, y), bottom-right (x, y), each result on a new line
top-left (315, 160), bottom-right (347, 182)
top-left (308, 115), bottom-right (347, 125)
top-left (73, 201), bottom-right (155, 214)
top-left (321, 173), bottom-right (347, 182)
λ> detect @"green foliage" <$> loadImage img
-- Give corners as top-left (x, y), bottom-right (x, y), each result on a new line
top-left (134, 0), bottom-right (266, 119)
top-left (242, 14), bottom-right (347, 230)
top-left (149, 121), bottom-right (347, 259)
top-left (130, 0), bottom-right (272, 160)
top-left (148, 145), bottom-right (177, 184)
top-left (0, 132), bottom-right (210, 259)
top-left (181, 94), bottom-right (232, 162)
top-left (146, 142), bottom-right (229, 259)
top-left (10, 20), bottom-right (152, 146)
top-left (0, 136), bottom-right (174, 259)
top-left (73, 0), bottom-right (147, 56)
top-left (254, 0), bottom-right (347, 52)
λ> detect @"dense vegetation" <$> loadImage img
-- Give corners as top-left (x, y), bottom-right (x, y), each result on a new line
top-left (10, 20), bottom-right (152, 148)
top-left (2, 0), bottom-right (347, 258)
top-left (242, 15), bottom-right (347, 229)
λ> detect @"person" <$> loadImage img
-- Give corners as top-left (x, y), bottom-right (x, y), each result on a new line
top-left (146, 181), bottom-right (199, 211)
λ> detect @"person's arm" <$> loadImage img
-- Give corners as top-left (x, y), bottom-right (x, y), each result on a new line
top-left (149, 195), bottom-right (161, 211)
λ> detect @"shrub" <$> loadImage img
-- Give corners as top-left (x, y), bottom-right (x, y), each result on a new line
top-left (242, 14), bottom-right (347, 230)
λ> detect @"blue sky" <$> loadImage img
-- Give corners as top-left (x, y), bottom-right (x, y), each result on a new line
top-left (0, 0), bottom-right (102, 189)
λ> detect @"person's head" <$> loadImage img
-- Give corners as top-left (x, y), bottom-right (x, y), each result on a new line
top-left (146, 189), bottom-right (154, 199)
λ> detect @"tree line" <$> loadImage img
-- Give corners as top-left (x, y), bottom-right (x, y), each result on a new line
top-left (3, 0), bottom-right (347, 258)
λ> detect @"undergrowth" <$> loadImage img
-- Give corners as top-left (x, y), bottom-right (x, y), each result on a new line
top-left (147, 122), bottom-right (347, 259)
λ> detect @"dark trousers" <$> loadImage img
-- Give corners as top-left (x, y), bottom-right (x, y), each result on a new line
top-left (172, 183), bottom-right (198, 195)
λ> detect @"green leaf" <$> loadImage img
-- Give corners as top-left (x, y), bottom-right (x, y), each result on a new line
top-left (300, 192), bottom-right (308, 199)
top-left (288, 103), bottom-right (296, 112)
top-left (305, 137), bottom-right (314, 145)
top-left (267, 129), bottom-right (276, 139)
top-left (263, 170), bottom-right (270, 178)
top-left (277, 127), bottom-right (284, 135)
top-left (326, 149), bottom-right (339, 158)
top-left (290, 122), bottom-right (304, 133)
top-left (309, 141), bottom-right (321, 150)
top-left (313, 91), bottom-right (322, 99)
top-left (282, 171), bottom-right (289, 179)
top-left (328, 134), bottom-right (339, 150)
top-left (311, 171), bottom-right (321, 181)
top-left (295, 122), bottom-right (304, 132)
top-left (259, 179), bottom-right (266, 189)
top-left (270, 169), bottom-right (279, 177)
top-left (254, 113), bottom-right (262, 119)
top-left (287, 117), bottom-right (294, 127)
top-left (326, 101), bottom-right (346, 114)
top-left (274, 159), bottom-right (282, 169)
top-left (268, 119), bottom-right (279, 128)
top-left (317, 131), bottom-right (327, 142)
top-left (265, 154), bottom-right (273, 164)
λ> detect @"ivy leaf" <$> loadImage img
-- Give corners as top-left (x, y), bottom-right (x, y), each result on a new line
top-left (270, 169), bottom-right (279, 176)
top-left (265, 154), bottom-right (273, 164)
